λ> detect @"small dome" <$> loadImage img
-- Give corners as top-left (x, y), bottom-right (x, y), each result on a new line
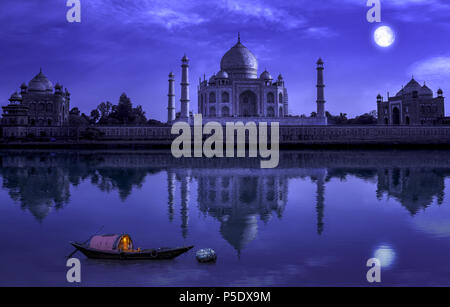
top-left (216, 70), bottom-right (229, 79)
top-left (28, 69), bottom-right (53, 92)
top-left (9, 91), bottom-right (22, 101)
top-left (317, 58), bottom-right (324, 65)
top-left (260, 70), bottom-right (272, 80)
top-left (209, 74), bottom-right (216, 83)
top-left (182, 54), bottom-right (189, 62)
top-left (277, 74), bottom-right (283, 80)
top-left (20, 82), bottom-right (27, 89)
top-left (377, 94), bottom-right (382, 99)
top-left (55, 82), bottom-right (62, 89)
top-left (438, 88), bottom-right (444, 95)
top-left (420, 84), bottom-right (433, 96)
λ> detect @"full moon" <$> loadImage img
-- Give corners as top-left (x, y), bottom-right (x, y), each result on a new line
top-left (374, 26), bottom-right (395, 47)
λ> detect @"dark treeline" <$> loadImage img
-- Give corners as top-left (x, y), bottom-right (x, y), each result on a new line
top-left (310, 111), bottom-right (378, 125)
top-left (69, 93), bottom-right (166, 127)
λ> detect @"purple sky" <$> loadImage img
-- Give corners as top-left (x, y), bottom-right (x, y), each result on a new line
top-left (0, 0), bottom-right (449, 121)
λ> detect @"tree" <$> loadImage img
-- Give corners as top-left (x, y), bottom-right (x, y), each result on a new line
top-left (348, 113), bottom-right (377, 125)
top-left (90, 109), bottom-right (100, 124)
top-left (70, 107), bottom-right (81, 116)
top-left (114, 93), bottom-right (133, 125)
top-left (132, 105), bottom-right (147, 125)
top-left (69, 112), bottom-right (89, 127)
top-left (97, 101), bottom-right (113, 119)
top-left (91, 94), bottom-right (148, 126)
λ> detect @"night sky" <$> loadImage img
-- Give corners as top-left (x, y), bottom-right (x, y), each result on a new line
top-left (0, 0), bottom-right (449, 121)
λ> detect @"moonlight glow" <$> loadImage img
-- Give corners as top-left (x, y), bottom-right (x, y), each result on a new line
top-left (374, 26), bottom-right (395, 47)
top-left (374, 245), bottom-right (396, 268)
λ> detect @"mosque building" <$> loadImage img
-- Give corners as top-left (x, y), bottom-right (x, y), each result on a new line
top-left (1, 69), bottom-right (70, 137)
top-left (377, 78), bottom-right (445, 126)
top-left (168, 35), bottom-right (327, 125)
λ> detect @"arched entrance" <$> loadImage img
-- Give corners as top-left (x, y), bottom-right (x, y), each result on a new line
top-left (239, 90), bottom-right (257, 117)
top-left (392, 107), bottom-right (400, 125)
top-left (405, 116), bottom-right (410, 125)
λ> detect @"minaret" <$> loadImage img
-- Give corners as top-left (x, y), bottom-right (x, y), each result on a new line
top-left (316, 175), bottom-right (325, 235)
top-left (316, 58), bottom-right (325, 119)
top-left (180, 175), bottom-right (190, 239)
top-left (167, 72), bottom-right (175, 123)
top-left (167, 170), bottom-right (175, 222)
top-left (180, 55), bottom-right (190, 119)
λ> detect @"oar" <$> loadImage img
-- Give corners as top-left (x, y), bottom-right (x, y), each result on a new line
top-left (66, 225), bottom-right (104, 259)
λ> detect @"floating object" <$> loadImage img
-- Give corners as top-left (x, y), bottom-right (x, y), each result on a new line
top-left (70, 234), bottom-right (193, 260)
top-left (196, 248), bottom-right (217, 263)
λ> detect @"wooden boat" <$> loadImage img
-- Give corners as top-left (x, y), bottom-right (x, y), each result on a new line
top-left (70, 234), bottom-right (193, 260)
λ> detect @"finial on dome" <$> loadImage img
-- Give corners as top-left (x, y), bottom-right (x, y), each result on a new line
top-left (238, 32), bottom-right (240, 43)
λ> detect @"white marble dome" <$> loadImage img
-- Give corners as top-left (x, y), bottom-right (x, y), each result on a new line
top-left (220, 38), bottom-right (258, 79)
top-left (216, 70), bottom-right (229, 79)
top-left (260, 70), bottom-right (272, 80)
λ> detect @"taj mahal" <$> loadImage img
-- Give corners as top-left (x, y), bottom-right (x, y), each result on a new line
top-left (168, 34), bottom-right (327, 126)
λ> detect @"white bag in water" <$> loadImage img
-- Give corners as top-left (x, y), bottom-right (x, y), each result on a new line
top-left (196, 248), bottom-right (217, 263)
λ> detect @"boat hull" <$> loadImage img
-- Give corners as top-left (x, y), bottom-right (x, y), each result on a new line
top-left (71, 243), bottom-right (193, 260)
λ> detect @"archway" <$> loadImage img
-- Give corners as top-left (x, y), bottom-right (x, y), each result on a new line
top-left (222, 92), bottom-right (230, 103)
top-left (209, 106), bottom-right (216, 117)
top-left (267, 92), bottom-right (274, 104)
top-left (222, 106), bottom-right (230, 117)
top-left (209, 92), bottom-right (216, 103)
top-left (405, 116), bottom-right (410, 125)
top-left (239, 90), bottom-right (257, 117)
top-left (392, 107), bottom-right (400, 125)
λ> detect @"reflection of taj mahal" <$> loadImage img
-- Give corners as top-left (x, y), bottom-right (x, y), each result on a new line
top-left (168, 34), bottom-right (327, 125)
top-left (167, 167), bottom-right (327, 254)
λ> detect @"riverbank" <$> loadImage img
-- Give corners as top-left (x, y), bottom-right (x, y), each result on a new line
top-left (2, 125), bottom-right (450, 149)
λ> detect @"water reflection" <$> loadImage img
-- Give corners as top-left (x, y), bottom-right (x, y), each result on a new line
top-left (194, 172), bottom-right (289, 254)
top-left (376, 168), bottom-right (445, 215)
top-left (1, 150), bottom-right (450, 251)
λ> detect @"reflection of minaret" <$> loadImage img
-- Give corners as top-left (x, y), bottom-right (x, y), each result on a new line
top-left (316, 58), bottom-right (325, 119)
top-left (180, 55), bottom-right (190, 119)
top-left (167, 170), bottom-right (175, 222)
top-left (316, 175), bottom-right (325, 235)
top-left (167, 72), bottom-right (175, 123)
top-left (180, 175), bottom-right (190, 238)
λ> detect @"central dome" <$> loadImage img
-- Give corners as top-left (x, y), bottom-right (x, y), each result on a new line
top-left (220, 36), bottom-right (258, 79)
top-left (28, 69), bottom-right (53, 93)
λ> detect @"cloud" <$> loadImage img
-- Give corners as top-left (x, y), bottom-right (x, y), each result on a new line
top-left (215, 0), bottom-right (306, 29)
top-left (88, 0), bottom-right (208, 29)
top-left (410, 56), bottom-right (450, 83)
top-left (145, 8), bottom-right (207, 30)
top-left (302, 27), bottom-right (338, 39)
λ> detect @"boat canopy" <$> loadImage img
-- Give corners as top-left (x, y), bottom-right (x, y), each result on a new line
top-left (89, 234), bottom-right (133, 251)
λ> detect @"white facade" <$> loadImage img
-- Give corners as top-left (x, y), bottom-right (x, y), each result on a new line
top-left (169, 35), bottom-right (327, 126)
top-left (198, 36), bottom-right (288, 119)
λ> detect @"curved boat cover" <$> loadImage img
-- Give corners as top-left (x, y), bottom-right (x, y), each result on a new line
top-left (89, 234), bottom-right (133, 251)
